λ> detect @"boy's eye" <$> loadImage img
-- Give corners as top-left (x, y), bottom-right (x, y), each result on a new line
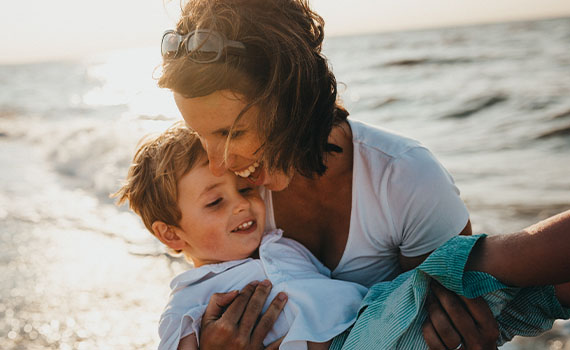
top-left (206, 198), bottom-right (222, 207)
top-left (238, 186), bottom-right (254, 194)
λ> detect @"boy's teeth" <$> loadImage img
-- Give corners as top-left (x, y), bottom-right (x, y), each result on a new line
top-left (235, 220), bottom-right (253, 231)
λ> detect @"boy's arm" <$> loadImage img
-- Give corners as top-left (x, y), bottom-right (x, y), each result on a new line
top-left (466, 210), bottom-right (570, 294)
top-left (178, 334), bottom-right (198, 350)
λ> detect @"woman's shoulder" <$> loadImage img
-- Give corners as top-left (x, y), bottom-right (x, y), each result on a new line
top-left (348, 118), bottom-right (424, 159)
top-left (348, 118), bottom-right (449, 190)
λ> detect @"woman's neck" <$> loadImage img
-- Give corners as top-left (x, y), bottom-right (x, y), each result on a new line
top-left (272, 121), bottom-right (354, 269)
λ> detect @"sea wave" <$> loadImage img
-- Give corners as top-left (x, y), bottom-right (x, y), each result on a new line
top-left (381, 56), bottom-right (478, 67)
top-left (551, 108), bottom-right (570, 120)
top-left (442, 94), bottom-right (508, 119)
top-left (536, 124), bottom-right (570, 140)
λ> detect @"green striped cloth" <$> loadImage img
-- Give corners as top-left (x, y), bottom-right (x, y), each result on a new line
top-left (330, 234), bottom-right (570, 350)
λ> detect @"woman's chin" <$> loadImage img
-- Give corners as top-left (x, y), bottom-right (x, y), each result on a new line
top-left (263, 171), bottom-right (293, 191)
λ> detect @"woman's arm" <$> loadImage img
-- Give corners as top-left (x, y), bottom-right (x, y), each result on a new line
top-left (466, 210), bottom-right (570, 287)
top-left (466, 210), bottom-right (570, 304)
top-left (386, 146), bottom-right (502, 350)
top-left (423, 210), bottom-right (570, 350)
top-left (399, 220), bottom-right (473, 271)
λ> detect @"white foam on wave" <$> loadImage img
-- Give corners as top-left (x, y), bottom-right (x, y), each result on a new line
top-left (22, 115), bottom-right (176, 202)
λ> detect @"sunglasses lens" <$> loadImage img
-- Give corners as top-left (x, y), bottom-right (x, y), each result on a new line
top-left (161, 32), bottom-right (181, 58)
top-left (186, 32), bottom-right (222, 62)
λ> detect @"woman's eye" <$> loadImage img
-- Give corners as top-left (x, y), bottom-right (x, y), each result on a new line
top-left (206, 198), bottom-right (222, 207)
top-left (221, 130), bottom-right (243, 138)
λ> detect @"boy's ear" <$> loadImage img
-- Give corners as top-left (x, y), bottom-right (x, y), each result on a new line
top-left (152, 221), bottom-right (186, 251)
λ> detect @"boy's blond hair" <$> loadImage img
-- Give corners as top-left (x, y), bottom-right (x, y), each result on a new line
top-left (113, 122), bottom-right (205, 235)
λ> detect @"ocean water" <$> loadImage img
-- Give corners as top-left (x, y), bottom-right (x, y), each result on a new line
top-left (1, 17), bottom-right (569, 350)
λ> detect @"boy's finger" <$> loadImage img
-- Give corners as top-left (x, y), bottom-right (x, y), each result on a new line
top-left (202, 290), bottom-right (239, 326)
top-left (251, 292), bottom-right (288, 345)
top-left (222, 281), bottom-right (260, 325)
top-left (238, 280), bottom-right (273, 337)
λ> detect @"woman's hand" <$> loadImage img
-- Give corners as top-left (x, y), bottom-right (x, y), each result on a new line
top-left (422, 281), bottom-right (499, 350)
top-left (199, 280), bottom-right (288, 350)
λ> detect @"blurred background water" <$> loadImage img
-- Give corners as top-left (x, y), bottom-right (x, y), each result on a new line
top-left (1, 17), bottom-right (569, 350)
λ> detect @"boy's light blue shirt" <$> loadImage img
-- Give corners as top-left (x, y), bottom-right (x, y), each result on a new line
top-left (331, 234), bottom-right (570, 350)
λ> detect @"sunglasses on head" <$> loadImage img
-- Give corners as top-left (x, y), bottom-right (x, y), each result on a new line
top-left (161, 29), bottom-right (247, 63)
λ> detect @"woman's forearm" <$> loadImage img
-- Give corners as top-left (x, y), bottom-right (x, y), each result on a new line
top-left (466, 210), bottom-right (570, 287)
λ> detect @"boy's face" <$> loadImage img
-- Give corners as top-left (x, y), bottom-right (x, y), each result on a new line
top-left (173, 158), bottom-right (266, 267)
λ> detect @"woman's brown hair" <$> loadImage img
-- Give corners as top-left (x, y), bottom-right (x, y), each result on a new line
top-left (158, 0), bottom-right (348, 177)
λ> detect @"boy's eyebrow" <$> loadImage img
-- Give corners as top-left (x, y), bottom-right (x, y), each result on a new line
top-left (199, 182), bottom-right (223, 198)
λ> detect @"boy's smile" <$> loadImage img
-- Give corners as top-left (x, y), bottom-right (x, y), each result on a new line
top-left (231, 219), bottom-right (257, 233)
top-left (172, 158), bottom-right (266, 267)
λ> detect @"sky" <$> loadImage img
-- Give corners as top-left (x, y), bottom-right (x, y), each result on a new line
top-left (1, 0), bottom-right (570, 64)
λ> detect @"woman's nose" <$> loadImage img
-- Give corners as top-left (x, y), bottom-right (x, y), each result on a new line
top-left (207, 152), bottom-right (226, 176)
top-left (201, 139), bottom-right (226, 176)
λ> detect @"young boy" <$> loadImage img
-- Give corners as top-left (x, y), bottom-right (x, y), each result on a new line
top-left (114, 123), bottom-right (367, 350)
top-left (115, 123), bottom-right (570, 350)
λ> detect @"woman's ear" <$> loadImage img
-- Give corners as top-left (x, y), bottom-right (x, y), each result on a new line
top-left (152, 221), bottom-right (186, 251)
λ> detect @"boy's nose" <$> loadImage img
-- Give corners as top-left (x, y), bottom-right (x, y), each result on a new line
top-left (233, 196), bottom-right (251, 214)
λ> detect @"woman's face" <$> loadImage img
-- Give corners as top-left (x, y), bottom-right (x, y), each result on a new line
top-left (174, 90), bottom-right (293, 191)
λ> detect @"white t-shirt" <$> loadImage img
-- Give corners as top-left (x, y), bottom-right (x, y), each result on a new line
top-left (158, 229), bottom-right (367, 350)
top-left (262, 118), bottom-right (469, 287)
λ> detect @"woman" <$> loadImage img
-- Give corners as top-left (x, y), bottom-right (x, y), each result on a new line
top-left (158, 0), bottom-right (499, 349)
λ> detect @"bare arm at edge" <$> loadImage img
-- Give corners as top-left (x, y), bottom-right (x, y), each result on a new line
top-left (465, 210), bottom-right (570, 306)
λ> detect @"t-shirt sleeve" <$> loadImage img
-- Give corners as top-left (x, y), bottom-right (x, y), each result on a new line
top-left (386, 146), bottom-right (469, 257)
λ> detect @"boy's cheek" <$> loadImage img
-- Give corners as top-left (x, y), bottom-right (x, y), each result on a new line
top-left (199, 235), bottom-right (223, 251)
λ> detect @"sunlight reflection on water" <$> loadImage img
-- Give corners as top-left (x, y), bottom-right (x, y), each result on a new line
top-left (0, 139), bottom-right (189, 350)
top-left (84, 47), bottom-right (179, 119)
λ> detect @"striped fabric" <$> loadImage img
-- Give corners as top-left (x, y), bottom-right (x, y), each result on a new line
top-left (330, 234), bottom-right (570, 350)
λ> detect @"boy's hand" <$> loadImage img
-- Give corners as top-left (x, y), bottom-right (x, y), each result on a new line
top-left (199, 280), bottom-right (288, 350)
top-left (422, 281), bottom-right (499, 350)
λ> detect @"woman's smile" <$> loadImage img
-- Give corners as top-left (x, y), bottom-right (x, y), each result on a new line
top-left (174, 90), bottom-right (293, 190)
top-left (233, 161), bottom-right (260, 178)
